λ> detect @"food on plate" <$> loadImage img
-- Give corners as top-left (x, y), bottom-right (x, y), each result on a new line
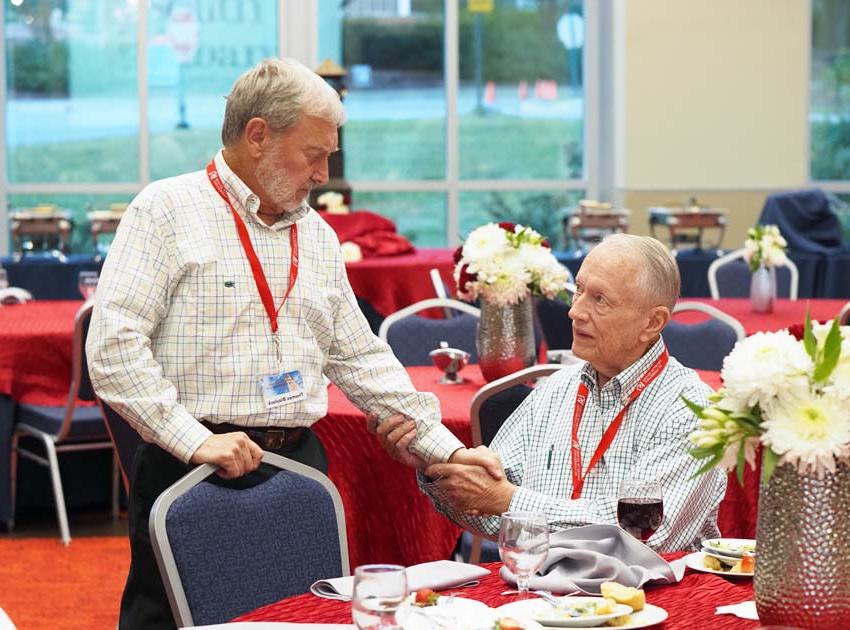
top-left (703, 552), bottom-right (755, 573)
top-left (413, 588), bottom-right (440, 607)
top-left (703, 554), bottom-right (723, 571)
top-left (605, 614), bottom-right (633, 627)
top-left (705, 539), bottom-right (756, 555)
top-left (600, 581), bottom-right (646, 612)
top-left (535, 597), bottom-right (620, 620)
top-left (493, 617), bottom-right (524, 630)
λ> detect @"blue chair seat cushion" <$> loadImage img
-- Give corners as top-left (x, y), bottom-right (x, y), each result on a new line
top-left (15, 403), bottom-right (107, 441)
top-left (458, 530), bottom-right (501, 563)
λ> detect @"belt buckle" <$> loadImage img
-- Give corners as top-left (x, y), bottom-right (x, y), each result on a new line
top-left (263, 429), bottom-right (289, 450)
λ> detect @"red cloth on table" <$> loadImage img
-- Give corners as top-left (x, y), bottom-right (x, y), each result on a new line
top-left (318, 210), bottom-right (414, 257)
top-left (0, 300), bottom-right (93, 406)
top-left (676, 298), bottom-right (846, 336)
top-left (235, 556), bottom-right (758, 628)
top-left (350, 230), bottom-right (414, 257)
top-left (345, 248), bottom-right (456, 317)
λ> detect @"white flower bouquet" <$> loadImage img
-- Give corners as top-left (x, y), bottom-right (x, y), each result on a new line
top-left (453, 222), bottom-right (570, 307)
top-left (686, 314), bottom-right (850, 483)
top-left (743, 224), bottom-right (788, 272)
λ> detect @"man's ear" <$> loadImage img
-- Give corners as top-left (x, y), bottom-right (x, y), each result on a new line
top-left (243, 117), bottom-right (270, 158)
top-left (641, 305), bottom-right (670, 342)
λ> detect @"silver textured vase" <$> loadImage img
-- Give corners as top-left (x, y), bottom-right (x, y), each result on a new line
top-left (755, 460), bottom-right (850, 628)
top-left (476, 297), bottom-right (535, 382)
top-left (750, 264), bottom-right (777, 313)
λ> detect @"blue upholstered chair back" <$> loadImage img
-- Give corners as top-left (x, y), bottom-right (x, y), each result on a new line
top-left (151, 453), bottom-right (348, 627)
top-left (386, 312), bottom-right (479, 366)
top-left (713, 258), bottom-right (794, 299)
top-left (536, 298), bottom-right (573, 350)
top-left (97, 401), bottom-right (143, 494)
top-left (664, 319), bottom-right (739, 371)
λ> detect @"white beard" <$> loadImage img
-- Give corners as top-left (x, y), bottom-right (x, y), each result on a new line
top-left (255, 150), bottom-right (303, 213)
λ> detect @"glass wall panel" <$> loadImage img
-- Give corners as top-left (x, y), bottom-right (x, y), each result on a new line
top-left (5, 1), bottom-right (140, 183)
top-left (147, 0), bottom-right (278, 179)
top-left (811, 0), bottom-right (850, 181)
top-left (353, 191), bottom-right (446, 247)
top-left (9, 193), bottom-right (135, 254)
top-left (459, 189), bottom-right (584, 250)
top-left (458, 0), bottom-right (584, 180)
top-left (320, 0), bottom-right (446, 180)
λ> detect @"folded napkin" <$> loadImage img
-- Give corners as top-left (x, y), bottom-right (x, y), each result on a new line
top-left (311, 560), bottom-right (490, 601)
top-left (500, 524), bottom-right (684, 595)
top-left (189, 623), bottom-right (355, 629)
top-left (715, 600), bottom-right (758, 621)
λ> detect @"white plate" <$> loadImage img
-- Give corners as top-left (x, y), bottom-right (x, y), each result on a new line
top-left (702, 550), bottom-right (742, 567)
top-left (701, 537), bottom-right (756, 558)
top-left (684, 551), bottom-right (754, 578)
top-left (398, 595), bottom-right (545, 630)
top-left (496, 597), bottom-right (633, 628)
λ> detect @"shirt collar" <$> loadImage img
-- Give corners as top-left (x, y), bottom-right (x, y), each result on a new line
top-left (580, 337), bottom-right (667, 405)
top-left (212, 149), bottom-right (311, 230)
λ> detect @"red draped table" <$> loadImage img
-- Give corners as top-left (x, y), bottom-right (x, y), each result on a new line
top-left (677, 298), bottom-right (846, 334)
top-left (236, 557), bottom-right (758, 628)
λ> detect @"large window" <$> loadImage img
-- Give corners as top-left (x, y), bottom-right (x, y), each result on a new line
top-left (2, 0), bottom-right (591, 253)
top-left (321, 0), bottom-right (590, 248)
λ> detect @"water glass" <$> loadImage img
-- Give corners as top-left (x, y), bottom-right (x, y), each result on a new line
top-left (617, 479), bottom-right (664, 543)
top-left (351, 564), bottom-right (407, 629)
top-left (498, 511), bottom-right (549, 597)
top-left (78, 271), bottom-right (99, 300)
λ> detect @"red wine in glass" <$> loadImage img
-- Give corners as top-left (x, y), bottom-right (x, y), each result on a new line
top-left (617, 497), bottom-right (663, 542)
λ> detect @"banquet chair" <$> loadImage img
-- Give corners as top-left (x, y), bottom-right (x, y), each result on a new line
top-left (9, 300), bottom-right (118, 545)
top-left (150, 451), bottom-right (349, 628)
top-left (462, 364), bottom-right (566, 565)
top-left (665, 302), bottom-right (745, 371)
top-left (839, 301), bottom-right (850, 326)
top-left (429, 267), bottom-right (455, 319)
top-left (96, 399), bottom-right (144, 506)
top-left (378, 298), bottom-right (480, 366)
top-left (707, 249), bottom-right (799, 300)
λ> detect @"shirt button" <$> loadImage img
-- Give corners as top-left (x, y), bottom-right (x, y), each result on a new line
top-left (247, 196), bottom-right (259, 212)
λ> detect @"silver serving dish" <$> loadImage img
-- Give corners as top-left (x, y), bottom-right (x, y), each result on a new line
top-left (429, 342), bottom-right (470, 384)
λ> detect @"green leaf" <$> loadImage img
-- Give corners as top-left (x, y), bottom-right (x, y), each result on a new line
top-left (813, 316), bottom-right (842, 383)
top-left (680, 395), bottom-right (707, 419)
top-left (761, 447), bottom-right (780, 485)
top-left (736, 442), bottom-right (747, 486)
top-left (803, 307), bottom-right (817, 361)
top-left (690, 452), bottom-right (724, 480)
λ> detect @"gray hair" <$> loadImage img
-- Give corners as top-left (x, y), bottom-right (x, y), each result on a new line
top-left (599, 233), bottom-right (680, 312)
top-left (221, 58), bottom-right (346, 146)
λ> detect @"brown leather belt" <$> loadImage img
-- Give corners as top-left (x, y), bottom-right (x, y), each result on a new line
top-left (202, 421), bottom-right (307, 450)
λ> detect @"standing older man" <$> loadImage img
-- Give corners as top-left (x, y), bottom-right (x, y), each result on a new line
top-left (377, 234), bottom-right (726, 552)
top-left (88, 58), bottom-right (498, 629)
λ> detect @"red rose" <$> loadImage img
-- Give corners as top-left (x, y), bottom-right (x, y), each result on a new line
top-left (457, 263), bottom-right (477, 293)
top-left (498, 221), bottom-right (517, 232)
top-left (541, 238), bottom-right (551, 249)
top-left (453, 245), bottom-right (464, 265)
top-left (786, 321), bottom-right (827, 341)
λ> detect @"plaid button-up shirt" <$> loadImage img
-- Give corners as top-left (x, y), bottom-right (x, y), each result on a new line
top-left (420, 338), bottom-right (726, 552)
top-left (87, 150), bottom-right (464, 464)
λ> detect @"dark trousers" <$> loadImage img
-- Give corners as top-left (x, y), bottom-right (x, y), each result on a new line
top-left (118, 430), bottom-right (327, 630)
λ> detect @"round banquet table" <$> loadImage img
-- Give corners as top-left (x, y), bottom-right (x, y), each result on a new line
top-left (235, 557), bottom-right (758, 628)
top-left (677, 298), bottom-right (846, 335)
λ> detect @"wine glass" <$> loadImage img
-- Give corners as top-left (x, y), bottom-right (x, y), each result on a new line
top-left (498, 511), bottom-right (549, 598)
top-left (351, 564), bottom-right (408, 629)
top-left (617, 479), bottom-right (664, 543)
top-left (78, 271), bottom-right (99, 300)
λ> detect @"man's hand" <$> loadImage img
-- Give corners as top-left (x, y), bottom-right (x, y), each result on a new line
top-left (366, 413), bottom-right (427, 469)
top-left (190, 432), bottom-right (263, 479)
top-left (426, 461), bottom-right (516, 516)
top-left (449, 446), bottom-right (504, 480)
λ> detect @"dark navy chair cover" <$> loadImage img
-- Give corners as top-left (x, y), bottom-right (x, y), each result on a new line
top-left (757, 189), bottom-right (847, 255)
top-left (385, 313), bottom-right (479, 366)
top-left (663, 320), bottom-right (740, 371)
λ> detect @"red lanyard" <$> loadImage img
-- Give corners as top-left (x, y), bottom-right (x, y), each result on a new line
top-left (206, 160), bottom-right (298, 335)
top-left (570, 349), bottom-right (669, 499)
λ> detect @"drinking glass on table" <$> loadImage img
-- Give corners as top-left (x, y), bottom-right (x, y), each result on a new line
top-left (78, 271), bottom-right (99, 300)
top-left (351, 564), bottom-right (408, 629)
top-left (617, 479), bottom-right (664, 543)
top-left (498, 511), bottom-right (550, 597)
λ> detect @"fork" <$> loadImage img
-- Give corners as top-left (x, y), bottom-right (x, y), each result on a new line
top-left (499, 589), bottom-right (580, 602)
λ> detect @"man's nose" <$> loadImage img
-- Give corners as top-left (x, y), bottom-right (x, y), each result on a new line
top-left (568, 294), bottom-right (586, 321)
top-left (313, 159), bottom-right (329, 186)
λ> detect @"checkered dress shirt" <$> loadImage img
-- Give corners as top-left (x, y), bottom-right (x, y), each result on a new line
top-left (420, 338), bottom-right (726, 552)
top-left (87, 150), bottom-right (464, 464)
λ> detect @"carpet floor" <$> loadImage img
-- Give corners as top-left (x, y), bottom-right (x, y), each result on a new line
top-left (0, 536), bottom-right (129, 629)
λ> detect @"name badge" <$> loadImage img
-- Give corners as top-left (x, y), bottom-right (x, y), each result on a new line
top-left (260, 369), bottom-right (305, 408)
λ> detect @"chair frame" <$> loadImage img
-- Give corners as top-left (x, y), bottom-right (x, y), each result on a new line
top-left (377, 298), bottom-right (480, 343)
top-left (429, 267), bottom-right (455, 319)
top-left (707, 249), bottom-right (799, 300)
top-left (466, 364), bottom-right (566, 564)
top-left (10, 300), bottom-right (118, 544)
top-left (672, 301), bottom-right (746, 341)
top-left (839, 301), bottom-right (850, 326)
top-left (150, 451), bottom-right (350, 628)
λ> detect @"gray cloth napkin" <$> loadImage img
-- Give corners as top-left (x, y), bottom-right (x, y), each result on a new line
top-left (499, 524), bottom-right (684, 595)
top-left (311, 560), bottom-right (490, 601)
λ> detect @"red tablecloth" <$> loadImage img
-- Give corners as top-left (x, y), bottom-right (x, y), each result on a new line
top-left (0, 300), bottom-right (84, 406)
top-left (345, 248), bottom-right (456, 317)
top-left (678, 297), bottom-right (846, 335)
top-left (236, 557), bottom-right (758, 628)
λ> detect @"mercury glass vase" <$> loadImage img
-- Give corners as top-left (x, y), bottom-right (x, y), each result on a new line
top-left (755, 461), bottom-right (850, 628)
top-left (750, 264), bottom-right (776, 313)
top-left (476, 297), bottom-right (536, 383)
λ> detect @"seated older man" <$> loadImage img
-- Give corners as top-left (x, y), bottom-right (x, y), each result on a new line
top-left (371, 234), bottom-right (726, 552)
